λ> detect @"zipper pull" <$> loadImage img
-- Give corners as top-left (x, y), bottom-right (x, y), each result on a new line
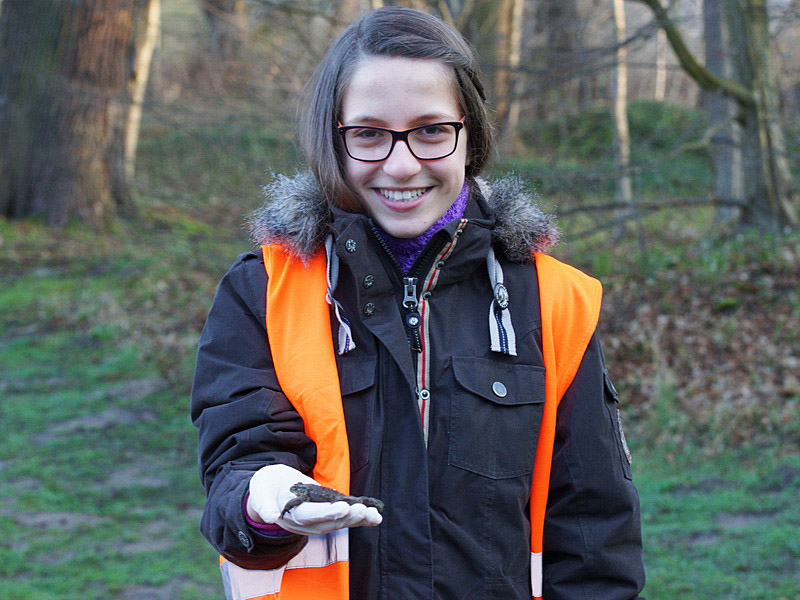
top-left (403, 277), bottom-right (420, 328)
top-left (403, 277), bottom-right (418, 310)
top-left (402, 277), bottom-right (422, 351)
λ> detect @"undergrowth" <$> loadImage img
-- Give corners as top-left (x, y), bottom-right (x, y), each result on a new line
top-left (1, 99), bottom-right (798, 598)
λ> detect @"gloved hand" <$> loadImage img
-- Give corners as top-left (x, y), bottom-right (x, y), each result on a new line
top-left (247, 463), bottom-right (382, 536)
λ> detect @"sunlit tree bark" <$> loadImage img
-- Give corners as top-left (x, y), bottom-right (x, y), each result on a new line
top-left (494, 0), bottom-right (523, 151)
top-left (611, 0), bottom-right (634, 236)
top-left (126, 0), bottom-right (160, 182)
top-left (654, 28), bottom-right (666, 101)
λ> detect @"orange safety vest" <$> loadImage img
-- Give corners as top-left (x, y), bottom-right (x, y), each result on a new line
top-left (219, 244), bottom-right (601, 600)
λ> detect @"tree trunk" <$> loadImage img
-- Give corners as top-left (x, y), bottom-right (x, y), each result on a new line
top-left (724, 0), bottom-right (796, 227)
top-left (704, 0), bottom-right (741, 223)
top-left (741, 0), bottom-right (797, 227)
top-left (0, 0), bottom-right (141, 226)
top-left (654, 28), bottom-right (667, 101)
top-left (125, 0), bottom-right (160, 182)
top-left (200, 0), bottom-right (247, 61)
top-left (494, 0), bottom-right (523, 151)
top-left (611, 0), bottom-right (634, 235)
top-left (634, 0), bottom-right (798, 229)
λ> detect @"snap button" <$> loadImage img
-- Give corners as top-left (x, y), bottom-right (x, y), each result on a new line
top-left (345, 239), bottom-right (357, 253)
top-left (422, 291), bottom-right (431, 299)
top-left (492, 381), bottom-right (507, 397)
top-left (363, 275), bottom-right (374, 288)
top-left (436, 261), bottom-right (445, 269)
top-left (363, 302), bottom-right (375, 316)
top-left (238, 530), bottom-right (252, 549)
top-left (493, 283), bottom-right (509, 310)
top-left (419, 388), bottom-right (430, 400)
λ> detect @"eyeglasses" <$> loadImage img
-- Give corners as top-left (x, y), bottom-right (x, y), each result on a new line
top-left (337, 117), bottom-right (466, 162)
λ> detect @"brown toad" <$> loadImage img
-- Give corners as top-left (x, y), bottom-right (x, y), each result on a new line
top-left (280, 482), bottom-right (385, 517)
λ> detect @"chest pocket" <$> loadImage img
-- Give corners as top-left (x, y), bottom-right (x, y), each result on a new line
top-left (337, 356), bottom-right (377, 474)
top-left (448, 356), bottom-right (546, 479)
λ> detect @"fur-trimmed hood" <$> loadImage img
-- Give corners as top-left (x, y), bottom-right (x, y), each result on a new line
top-left (248, 172), bottom-right (558, 262)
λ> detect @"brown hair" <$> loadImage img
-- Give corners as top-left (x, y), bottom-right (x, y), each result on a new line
top-left (299, 7), bottom-right (494, 211)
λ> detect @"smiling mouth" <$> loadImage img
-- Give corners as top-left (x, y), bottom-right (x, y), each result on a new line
top-left (378, 187), bottom-right (431, 201)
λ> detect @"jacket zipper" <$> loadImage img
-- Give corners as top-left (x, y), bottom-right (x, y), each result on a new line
top-left (412, 219), bottom-right (469, 443)
top-left (402, 277), bottom-right (422, 352)
top-left (367, 221), bottom-right (439, 352)
top-left (368, 219), bottom-right (469, 444)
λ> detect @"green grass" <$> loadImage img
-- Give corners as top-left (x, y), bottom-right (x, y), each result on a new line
top-left (1, 97), bottom-right (798, 598)
top-left (636, 450), bottom-right (800, 598)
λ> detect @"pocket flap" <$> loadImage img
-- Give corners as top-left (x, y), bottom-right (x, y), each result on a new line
top-left (452, 356), bottom-right (545, 406)
top-left (336, 356), bottom-right (377, 396)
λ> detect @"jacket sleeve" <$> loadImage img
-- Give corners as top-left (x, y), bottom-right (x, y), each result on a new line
top-left (190, 251), bottom-right (317, 569)
top-left (542, 332), bottom-right (646, 600)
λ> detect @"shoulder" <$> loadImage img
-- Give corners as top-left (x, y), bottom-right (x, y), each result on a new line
top-left (213, 250), bottom-right (268, 311)
top-left (534, 253), bottom-right (602, 302)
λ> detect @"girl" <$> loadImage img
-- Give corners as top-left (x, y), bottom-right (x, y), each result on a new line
top-left (191, 7), bottom-right (645, 600)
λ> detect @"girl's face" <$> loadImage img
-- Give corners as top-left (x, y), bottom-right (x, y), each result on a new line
top-left (340, 57), bottom-right (469, 238)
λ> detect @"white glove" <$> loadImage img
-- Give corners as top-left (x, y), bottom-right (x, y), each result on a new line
top-left (247, 463), bottom-right (383, 536)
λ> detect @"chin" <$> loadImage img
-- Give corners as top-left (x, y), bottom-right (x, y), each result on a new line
top-left (381, 221), bottom-right (429, 239)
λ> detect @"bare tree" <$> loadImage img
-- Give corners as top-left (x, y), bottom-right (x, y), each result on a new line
top-left (200, 0), bottom-right (248, 60)
top-left (633, 0), bottom-right (798, 229)
top-left (703, 0), bottom-right (740, 223)
top-left (611, 0), bottom-right (635, 238)
top-left (494, 0), bottom-right (524, 152)
top-left (654, 28), bottom-right (667, 100)
top-left (126, 0), bottom-right (161, 182)
top-left (0, 0), bottom-right (157, 226)
top-left (533, 0), bottom-right (581, 115)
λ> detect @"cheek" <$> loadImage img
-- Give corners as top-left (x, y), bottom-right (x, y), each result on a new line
top-left (343, 159), bottom-right (370, 187)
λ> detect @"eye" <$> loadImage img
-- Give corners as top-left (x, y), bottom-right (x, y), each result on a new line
top-left (350, 128), bottom-right (385, 140)
top-left (419, 125), bottom-right (448, 136)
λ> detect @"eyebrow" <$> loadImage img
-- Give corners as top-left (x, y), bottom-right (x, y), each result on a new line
top-left (343, 113), bottom-right (459, 126)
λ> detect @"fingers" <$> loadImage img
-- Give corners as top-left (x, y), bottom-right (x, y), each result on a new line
top-left (280, 501), bottom-right (383, 535)
top-left (361, 505), bottom-right (383, 526)
top-left (290, 501), bottom-right (352, 524)
top-left (333, 503), bottom-right (382, 528)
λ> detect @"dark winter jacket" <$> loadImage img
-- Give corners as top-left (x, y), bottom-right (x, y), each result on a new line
top-left (190, 174), bottom-right (646, 599)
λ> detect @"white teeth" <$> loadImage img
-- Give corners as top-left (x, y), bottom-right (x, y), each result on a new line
top-left (379, 188), bottom-right (428, 201)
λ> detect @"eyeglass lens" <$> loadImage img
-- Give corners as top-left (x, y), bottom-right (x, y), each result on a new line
top-left (343, 124), bottom-right (459, 161)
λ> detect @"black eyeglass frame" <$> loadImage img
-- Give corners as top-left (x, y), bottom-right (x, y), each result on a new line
top-left (337, 117), bottom-right (466, 162)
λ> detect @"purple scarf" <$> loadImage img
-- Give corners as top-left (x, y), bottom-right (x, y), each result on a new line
top-left (374, 182), bottom-right (469, 273)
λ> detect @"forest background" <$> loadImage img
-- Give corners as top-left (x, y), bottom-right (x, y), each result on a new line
top-left (0, 0), bottom-right (798, 598)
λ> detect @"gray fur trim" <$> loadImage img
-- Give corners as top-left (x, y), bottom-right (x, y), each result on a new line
top-left (482, 176), bottom-right (559, 261)
top-left (247, 172), bottom-right (558, 262)
top-left (247, 172), bottom-right (331, 259)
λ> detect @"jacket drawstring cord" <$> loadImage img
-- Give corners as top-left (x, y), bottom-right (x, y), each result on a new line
top-left (325, 235), bottom-right (356, 354)
top-left (487, 246), bottom-right (517, 356)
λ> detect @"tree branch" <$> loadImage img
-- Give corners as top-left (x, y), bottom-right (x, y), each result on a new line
top-left (631, 0), bottom-right (755, 107)
top-left (559, 195), bottom-right (746, 217)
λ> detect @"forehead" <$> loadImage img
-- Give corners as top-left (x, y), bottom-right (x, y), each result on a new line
top-left (341, 57), bottom-right (461, 125)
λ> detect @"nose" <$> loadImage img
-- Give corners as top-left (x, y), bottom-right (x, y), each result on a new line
top-left (382, 140), bottom-right (422, 180)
